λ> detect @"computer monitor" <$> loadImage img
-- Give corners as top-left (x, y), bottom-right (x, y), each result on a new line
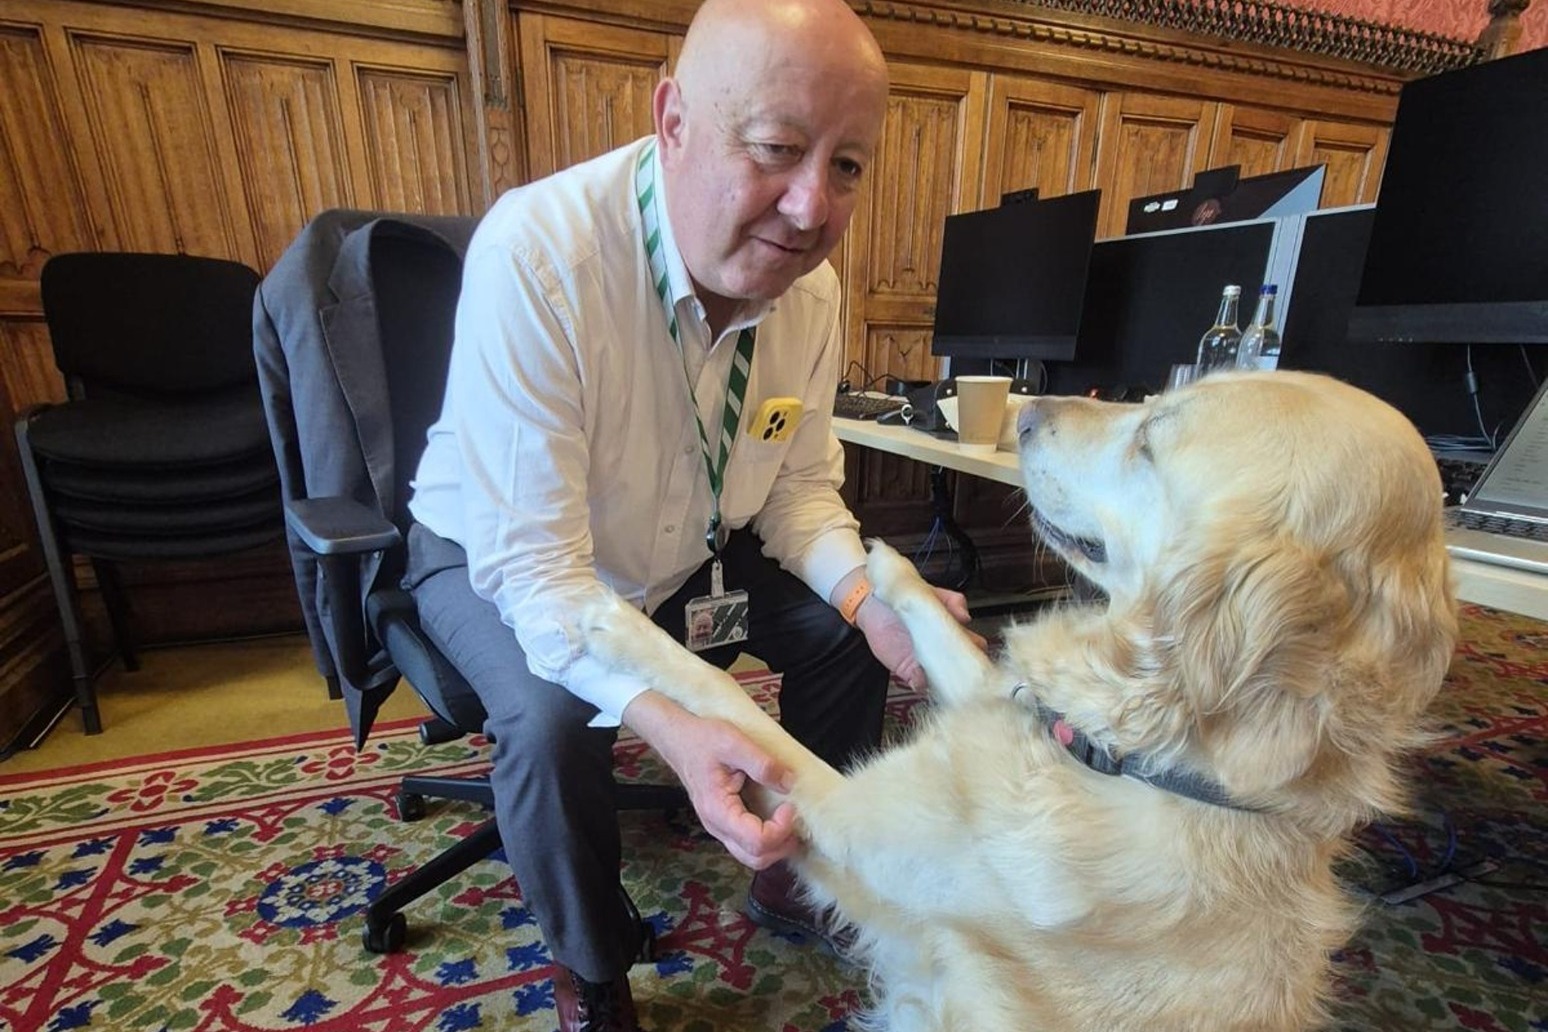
top-left (1126, 165), bottom-right (1325, 235)
top-left (1348, 46), bottom-right (1548, 345)
top-left (930, 189), bottom-right (1101, 363)
top-left (1278, 205), bottom-right (1545, 442)
top-left (1043, 218), bottom-right (1279, 397)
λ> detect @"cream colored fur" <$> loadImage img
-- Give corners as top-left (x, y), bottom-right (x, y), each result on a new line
top-left (578, 370), bottom-right (1458, 1031)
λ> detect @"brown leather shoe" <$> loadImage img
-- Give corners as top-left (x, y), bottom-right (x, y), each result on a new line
top-left (745, 860), bottom-right (860, 963)
top-left (552, 966), bottom-right (640, 1032)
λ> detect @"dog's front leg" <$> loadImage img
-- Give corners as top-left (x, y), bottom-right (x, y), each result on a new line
top-left (577, 596), bottom-right (845, 808)
top-left (867, 540), bottom-right (999, 707)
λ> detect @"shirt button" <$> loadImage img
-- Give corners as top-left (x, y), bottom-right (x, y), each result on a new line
top-left (664, 524), bottom-right (676, 534)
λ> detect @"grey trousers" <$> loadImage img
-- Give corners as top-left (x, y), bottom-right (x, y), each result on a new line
top-left (403, 522), bottom-right (888, 981)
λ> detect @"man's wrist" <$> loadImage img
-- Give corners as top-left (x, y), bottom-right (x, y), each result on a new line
top-left (837, 577), bottom-right (872, 626)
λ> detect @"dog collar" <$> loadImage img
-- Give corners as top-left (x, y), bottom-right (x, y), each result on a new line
top-left (1010, 683), bottom-right (1262, 813)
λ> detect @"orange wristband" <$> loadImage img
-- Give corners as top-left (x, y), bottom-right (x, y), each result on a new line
top-left (838, 579), bottom-right (872, 626)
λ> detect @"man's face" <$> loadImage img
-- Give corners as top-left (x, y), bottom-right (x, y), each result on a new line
top-left (657, 47), bottom-right (886, 312)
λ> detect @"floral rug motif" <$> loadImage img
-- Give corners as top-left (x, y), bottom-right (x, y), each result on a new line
top-left (1, 608), bottom-right (1545, 1032)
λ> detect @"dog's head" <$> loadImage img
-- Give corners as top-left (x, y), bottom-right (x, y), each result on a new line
top-left (1015, 371), bottom-right (1457, 829)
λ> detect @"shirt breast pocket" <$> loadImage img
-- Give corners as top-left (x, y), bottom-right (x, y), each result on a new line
top-left (720, 438), bottom-right (790, 524)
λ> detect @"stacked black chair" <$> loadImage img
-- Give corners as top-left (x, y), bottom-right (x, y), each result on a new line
top-left (255, 211), bottom-right (685, 956)
top-left (16, 252), bottom-right (281, 735)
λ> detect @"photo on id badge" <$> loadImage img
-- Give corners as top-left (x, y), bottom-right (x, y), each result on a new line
top-left (685, 590), bottom-right (749, 652)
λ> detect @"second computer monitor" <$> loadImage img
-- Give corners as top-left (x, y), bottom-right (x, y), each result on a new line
top-left (930, 189), bottom-right (1101, 363)
top-left (1044, 219), bottom-right (1279, 397)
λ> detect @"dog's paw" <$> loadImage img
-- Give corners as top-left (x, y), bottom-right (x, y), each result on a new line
top-left (865, 538), bottom-right (927, 607)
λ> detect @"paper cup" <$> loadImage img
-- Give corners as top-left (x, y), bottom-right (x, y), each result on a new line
top-left (954, 375), bottom-right (1012, 454)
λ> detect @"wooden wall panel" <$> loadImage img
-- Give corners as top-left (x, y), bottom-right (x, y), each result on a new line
top-left (862, 67), bottom-right (984, 306)
top-left (222, 53), bottom-right (352, 269)
top-left (0, 26), bottom-right (95, 279)
top-left (1296, 119), bottom-right (1388, 206)
top-left (0, 0), bottom-right (475, 750)
top-left (1210, 105), bottom-right (1300, 179)
top-left (1094, 93), bottom-right (1219, 238)
top-left (983, 77), bottom-right (1100, 203)
top-left (358, 68), bottom-right (471, 215)
top-left (516, 14), bottom-right (672, 181)
top-left (67, 32), bottom-right (245, 259)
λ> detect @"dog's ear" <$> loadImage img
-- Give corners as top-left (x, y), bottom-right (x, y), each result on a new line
top-left (1146, 536), bottom-right (1347, 793)
top-left (1155, 537), bottom-right (1344, 701)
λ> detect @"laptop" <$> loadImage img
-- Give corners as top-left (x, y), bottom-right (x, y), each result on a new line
top-left (1443, 377), bottom-right (1548, 575)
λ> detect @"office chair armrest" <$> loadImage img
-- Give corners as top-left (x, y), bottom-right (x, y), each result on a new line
top-left (285, 496), bottom-right (402, 555)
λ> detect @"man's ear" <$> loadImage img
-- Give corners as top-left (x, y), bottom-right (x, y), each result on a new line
top-left (653, 78), bottom-right (685, 155)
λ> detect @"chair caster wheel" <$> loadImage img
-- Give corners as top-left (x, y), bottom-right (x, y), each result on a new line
top-left (396, 791), bottom-right (426, 822)
top-left (363, 912), bottom-right (406, 954)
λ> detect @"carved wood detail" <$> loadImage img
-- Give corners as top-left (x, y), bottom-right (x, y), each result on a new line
top-left (358, 67), bottom-right (471, 214)
top-left (865, 70), bottom-right (979, 299)
top-left (1210, 104), bottom-right (1298, 178)
top-left (855, 0), bottom-right (1476, 89)
top-left (516, 14), bottom-right (671, 181)
top-left (222, 53), bottom-right (353, 269)
top-left (1094, 93), bottom-right (1217, 237)
top-left (0, 26), bottom-right (94, 278)
top-left (68, 31), bottom-right (244, 257)
top-left (984, 76), bottom-right (1100, 202)
top-left (1295, 118), bottom-right (1387, 205)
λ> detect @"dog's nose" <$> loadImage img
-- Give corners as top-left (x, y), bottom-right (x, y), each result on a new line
top-left (1017, 400), bottom-right (1045, 439)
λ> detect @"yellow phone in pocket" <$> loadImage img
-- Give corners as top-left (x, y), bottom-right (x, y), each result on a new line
top-left (747, 396), bottom-right (803, 443)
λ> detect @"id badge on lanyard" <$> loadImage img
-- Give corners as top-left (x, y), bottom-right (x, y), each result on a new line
top-left (635, 143), bottom-right (754, 653)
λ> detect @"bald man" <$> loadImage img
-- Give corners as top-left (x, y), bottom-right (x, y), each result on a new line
top-left (407, 0), bottom-right (968, 1026)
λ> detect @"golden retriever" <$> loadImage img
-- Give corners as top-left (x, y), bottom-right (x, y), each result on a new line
top-left (581, 369), bottom-right (1458, 1030)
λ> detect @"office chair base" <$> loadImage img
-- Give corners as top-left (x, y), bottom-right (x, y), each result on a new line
top-left (364, 818), bottom-right (503, 954)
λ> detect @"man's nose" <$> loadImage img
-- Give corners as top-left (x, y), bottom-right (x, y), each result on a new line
top-left (779, 163), bottom-right (830, 231)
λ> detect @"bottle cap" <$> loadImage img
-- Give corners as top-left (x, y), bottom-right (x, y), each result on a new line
top-left (1224, 284), bottom-right (1241, 296)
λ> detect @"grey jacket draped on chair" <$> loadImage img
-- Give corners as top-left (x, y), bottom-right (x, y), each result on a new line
top-left (253, 209), bottom-right (477, 744)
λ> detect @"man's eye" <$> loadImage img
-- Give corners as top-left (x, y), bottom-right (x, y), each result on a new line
top-left (835, 157), bottom-right (865, 181)
top-left (752, 142), bottom-right (801, 162)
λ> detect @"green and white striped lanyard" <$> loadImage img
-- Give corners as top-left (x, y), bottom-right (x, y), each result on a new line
top-left (635, 141), bottom-right (755, 596)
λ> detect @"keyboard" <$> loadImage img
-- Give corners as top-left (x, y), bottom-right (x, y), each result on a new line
top-left (1446, 509), bottom-right (1548, 542)
top-left (833, 392), bottom-right (907, 420)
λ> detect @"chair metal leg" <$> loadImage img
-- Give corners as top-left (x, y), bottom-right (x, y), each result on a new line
top-left (399, 775), bottom-right (496, 808)
top-left (16, 416), bottom-right (101, 735)
top-left (363, 818), bottom-right (503, 953)
top-left (92, 558), bottom-right (140, 672)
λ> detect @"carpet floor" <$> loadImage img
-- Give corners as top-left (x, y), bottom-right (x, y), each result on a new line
top-left (1, 606), bottom-right (1544, 1031)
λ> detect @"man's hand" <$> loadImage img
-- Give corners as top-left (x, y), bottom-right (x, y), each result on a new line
top-left (854, 581), bottom-right (983, 691)
top-left (622, 691), bottom-right (798, 869)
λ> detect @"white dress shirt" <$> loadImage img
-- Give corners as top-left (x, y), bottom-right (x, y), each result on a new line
top-left (409, 137), bottom-right (867, 724)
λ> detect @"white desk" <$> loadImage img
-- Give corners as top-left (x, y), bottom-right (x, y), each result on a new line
top-left (836, 417), bottom-right (1548, 623)
top-left (832, 417), bottom-right (1022, 487)
top-left (1449, 556), bottom-right (1548, 622)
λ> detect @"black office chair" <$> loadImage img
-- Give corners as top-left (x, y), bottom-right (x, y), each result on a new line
top-left (16, 252), bottom-right (282, 734)
top-left (256, 213), bottom-right (684, 956)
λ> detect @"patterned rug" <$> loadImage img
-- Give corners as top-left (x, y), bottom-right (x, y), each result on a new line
top-left (1, 607), bottom-right (1544, 1032)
